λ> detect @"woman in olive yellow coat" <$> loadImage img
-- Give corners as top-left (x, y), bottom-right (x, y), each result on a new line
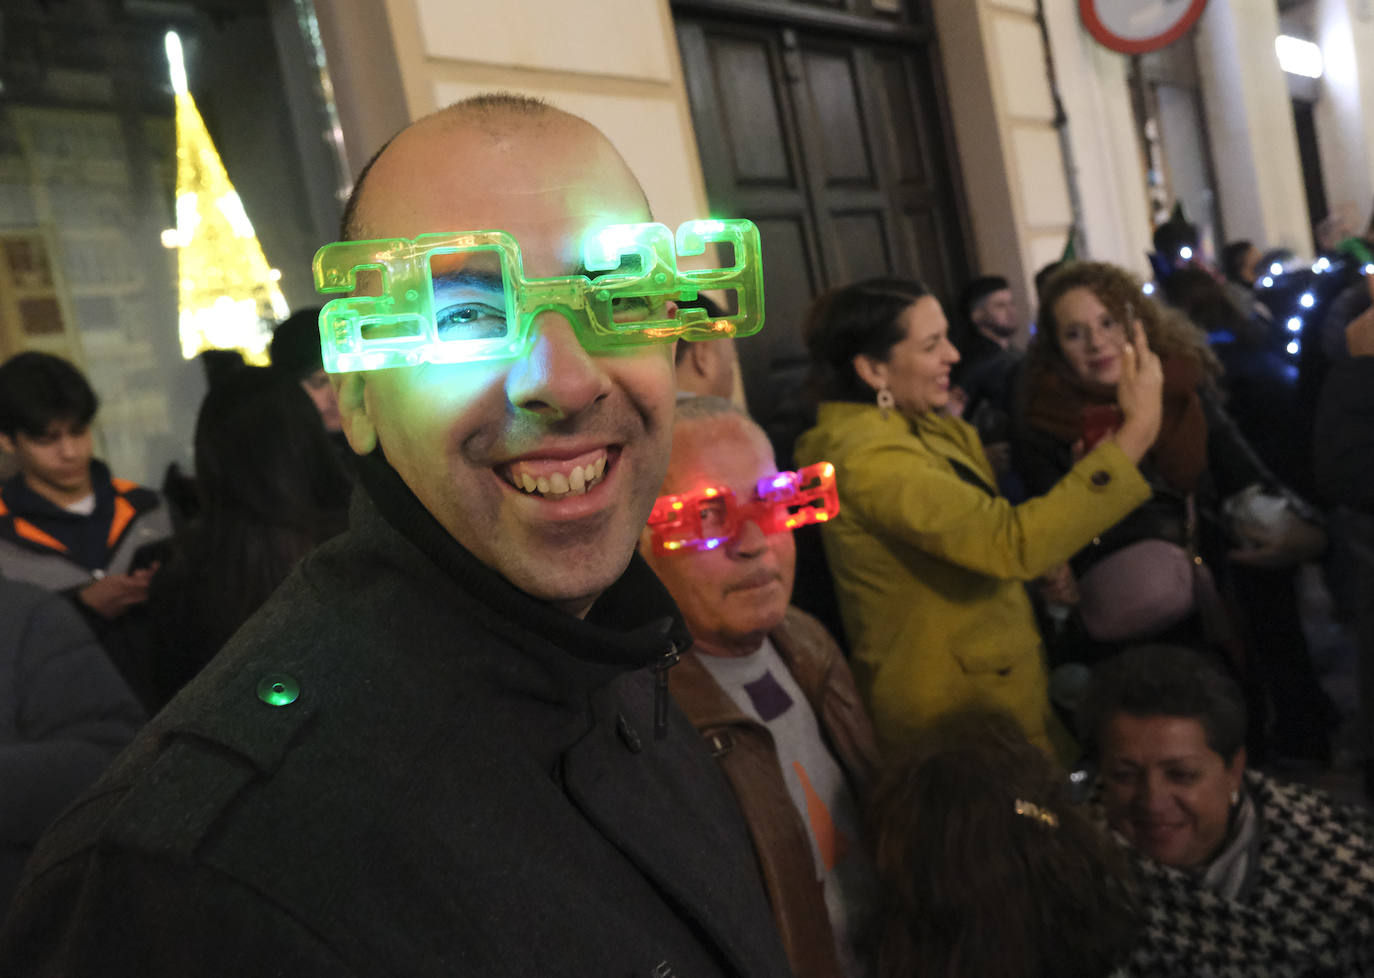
top-left (794, 278), bottom-right (1161, 760)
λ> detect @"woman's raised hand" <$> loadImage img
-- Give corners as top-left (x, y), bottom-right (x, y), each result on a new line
top-left (1111, 324), bottom-right (1164, 463)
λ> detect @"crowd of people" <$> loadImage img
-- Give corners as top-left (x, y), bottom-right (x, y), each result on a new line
top-left (0, 92), bottom-right (1372, 977)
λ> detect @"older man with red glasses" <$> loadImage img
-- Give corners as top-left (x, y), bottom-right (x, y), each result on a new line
top-left (641, 395), bottom-right (880, 978)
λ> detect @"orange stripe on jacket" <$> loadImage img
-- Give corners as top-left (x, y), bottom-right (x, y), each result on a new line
top-left (107, 496), bottom-right (136, 548)
top-left (13, 517), bottom-right (68, 553)
top-left (110, 477), bottom-right (139, 494)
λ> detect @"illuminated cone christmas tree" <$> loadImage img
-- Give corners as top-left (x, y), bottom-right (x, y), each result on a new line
top-left (163, 31), bottom-right (287, 364)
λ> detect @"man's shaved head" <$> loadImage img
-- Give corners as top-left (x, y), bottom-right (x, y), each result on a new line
top-left (341, 93), bottom-right (648, 241)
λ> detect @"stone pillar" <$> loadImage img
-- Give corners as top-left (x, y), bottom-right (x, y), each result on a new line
top-left (1195, 0), bottom-right (1314, 254)
top-left (1314, 0), bottom-right (1374, 233)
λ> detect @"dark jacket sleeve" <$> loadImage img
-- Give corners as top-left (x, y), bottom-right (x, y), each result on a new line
top-left (0, 852), bottom-right (358, 977)
top-left (1199, 388), bottom-right (1274, 500)
top-left (1315, 356), bottom-right (1374, 511)
top-left (1, 586), bottom-right (144, 845)
top-left (1010, 424), bottom-right (1074, 498)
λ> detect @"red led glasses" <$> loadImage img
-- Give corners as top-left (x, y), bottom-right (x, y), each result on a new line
top-left (646, 461), bottom-right (839, 555)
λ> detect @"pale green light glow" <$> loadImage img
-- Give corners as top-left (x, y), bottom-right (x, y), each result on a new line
top-left (314, 220), bottom-right (765, 373)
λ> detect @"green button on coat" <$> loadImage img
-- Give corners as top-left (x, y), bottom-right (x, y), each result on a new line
top-left (257, 673), bottom-right (300, 707)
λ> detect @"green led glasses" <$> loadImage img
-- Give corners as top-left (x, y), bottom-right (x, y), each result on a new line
top-left (312, 219), bottom-right (763, 373)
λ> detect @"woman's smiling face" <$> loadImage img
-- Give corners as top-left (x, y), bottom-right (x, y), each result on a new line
top-left (868, 296), bottom-right (960, 415)
top-left (1053, 286), bottom-right (1129, 387)
top-left (1100, 713), bottom-right (1245, 869)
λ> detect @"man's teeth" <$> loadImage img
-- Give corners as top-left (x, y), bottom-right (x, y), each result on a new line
top-left (515, 457), bottom-right (606, 498)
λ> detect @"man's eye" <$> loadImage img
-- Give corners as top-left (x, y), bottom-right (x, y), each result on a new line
top-left (698, 498), bottom-right (728, 532)
top-left (436, 303), bottom-right (506, 339)
top-left (610, 295), bottom-right (664, 323)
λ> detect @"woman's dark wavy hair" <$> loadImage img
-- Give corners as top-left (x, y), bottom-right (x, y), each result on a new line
top-left (867, 709), bottom-right (1140, 978)
top-left (156, 368), bottom-right (351, 694)
top-left (802, 277), bottom-right (930, 403)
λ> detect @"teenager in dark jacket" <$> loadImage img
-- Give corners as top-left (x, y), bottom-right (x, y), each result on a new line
top-left (0, 352), bottom-right (172, 707)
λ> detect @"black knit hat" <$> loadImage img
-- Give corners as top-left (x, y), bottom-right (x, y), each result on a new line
top-left (269, 308), bottom-right (325, 381)
top-left (958, 275), bottom-right (1009, 325)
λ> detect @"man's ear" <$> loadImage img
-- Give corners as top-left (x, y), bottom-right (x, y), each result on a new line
top-left (0, 431), bottom-right (14, 455)
top-left (685, 341), bottom-right (712, 380)
top-left (332, 372), bottom-right (376, 455)
top-left (851, 353), bottom-right (886, 393)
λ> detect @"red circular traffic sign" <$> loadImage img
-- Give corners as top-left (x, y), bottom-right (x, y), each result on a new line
top-left (1079, 0), bottom-right (1209, 55)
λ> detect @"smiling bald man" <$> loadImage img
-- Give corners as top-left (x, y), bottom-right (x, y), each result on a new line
top-left (0, 94), bottom-right (791, 978)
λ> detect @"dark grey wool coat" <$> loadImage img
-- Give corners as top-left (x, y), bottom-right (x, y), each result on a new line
top-left (1, 579), bottom-right (144, 913)
top-left (0, 458), bottom-right (794, 978)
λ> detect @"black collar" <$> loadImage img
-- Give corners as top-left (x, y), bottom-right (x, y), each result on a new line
top-left (356, 450), bottom-right (691, 675)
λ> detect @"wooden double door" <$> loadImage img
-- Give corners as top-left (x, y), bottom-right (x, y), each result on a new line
top-left (675, 6), bottom-right (970, 463)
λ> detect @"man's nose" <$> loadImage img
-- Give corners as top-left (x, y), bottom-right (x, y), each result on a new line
top-left (58, 436), bottom-right (79, 459)
top-left (505, 312), bottom-right (610, 420)
top-left (728, 520), bottom-right (769, 558)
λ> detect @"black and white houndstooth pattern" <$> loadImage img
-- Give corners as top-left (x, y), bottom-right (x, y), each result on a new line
top-left (1122, 771), bottom-right (1374, 977)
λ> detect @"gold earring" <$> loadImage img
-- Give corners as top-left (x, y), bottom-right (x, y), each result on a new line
top-left (876, 387), bottom-right (895, 419)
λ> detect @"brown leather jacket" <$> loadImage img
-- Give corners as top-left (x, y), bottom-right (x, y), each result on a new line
top-left (670, 606), bottom-right (880, 978)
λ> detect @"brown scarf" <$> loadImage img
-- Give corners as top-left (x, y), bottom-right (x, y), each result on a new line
top-left (1023, 356), bottom-right (1207, 492)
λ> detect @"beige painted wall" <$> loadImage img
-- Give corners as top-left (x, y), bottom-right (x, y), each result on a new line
top-left (314, 0), bottom-right (709, 234)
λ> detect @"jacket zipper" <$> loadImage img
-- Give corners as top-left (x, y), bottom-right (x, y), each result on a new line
top-left (653, 641), bottom-right (681, 740)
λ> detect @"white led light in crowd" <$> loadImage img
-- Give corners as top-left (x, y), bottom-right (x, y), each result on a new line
top-left (1276, 35), bottom-right (1323, 79)
top-left (1287, 317), bottom-right (1303, 333)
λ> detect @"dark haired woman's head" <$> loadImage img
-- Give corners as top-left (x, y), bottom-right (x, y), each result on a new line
top-left (803, 278), bottom-right (960, 415)
top-left (1220, 240), bottom-right (1259, 286)
top-left (1159, 267), bottom-right (1261, 346)
top-left (182, 367), bottom-right (351, 651)
top-left (803, 278), bottom-right (929, 403)
top-left (1081, 645), bottom-right (1248, 870)
top-left (194, 366), bottom-right (349, 527)
top-left (868, 709), bottom-right (1139, 978)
